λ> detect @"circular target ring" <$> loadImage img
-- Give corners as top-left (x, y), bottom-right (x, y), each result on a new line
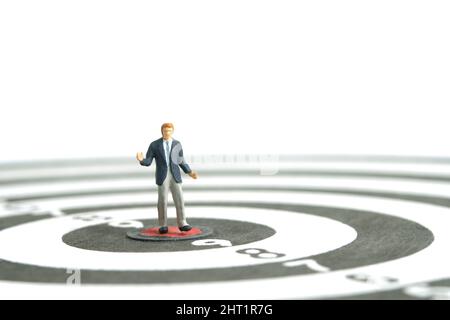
top-left (0, 199), bottom-right (434, 285)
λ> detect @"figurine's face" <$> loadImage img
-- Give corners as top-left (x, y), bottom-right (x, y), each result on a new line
top-left (162, 127), bottom-right (174, 140)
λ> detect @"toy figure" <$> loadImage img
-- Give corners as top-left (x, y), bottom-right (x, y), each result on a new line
top-left (136, 123), bottom-right (198, 234)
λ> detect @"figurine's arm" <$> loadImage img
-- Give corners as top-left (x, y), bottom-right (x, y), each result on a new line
top-left (178, 144), bottom-right (192, 173)
top-left (177, 144), bottom-right (198, 179)
top-left (139, 143), bottom-right (154, 167)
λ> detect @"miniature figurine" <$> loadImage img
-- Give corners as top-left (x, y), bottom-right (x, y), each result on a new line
top-left (136, 123), bottom-right (198, 234)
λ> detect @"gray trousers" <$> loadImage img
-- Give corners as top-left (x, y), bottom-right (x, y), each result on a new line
top-left (157, 169), bottom-right (188, 227)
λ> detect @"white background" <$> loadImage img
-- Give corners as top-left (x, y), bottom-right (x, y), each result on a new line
top-left (1, 0), bottom-right (449, 162)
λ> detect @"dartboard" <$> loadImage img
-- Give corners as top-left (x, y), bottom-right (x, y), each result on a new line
top-left (1, 155), bottom-right (449, 300)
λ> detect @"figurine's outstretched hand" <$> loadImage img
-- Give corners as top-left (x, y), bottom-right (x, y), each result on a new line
top-left (136, 152), bottom-right (144, 162)
top-left (188, 171), bottom-right (198, 179)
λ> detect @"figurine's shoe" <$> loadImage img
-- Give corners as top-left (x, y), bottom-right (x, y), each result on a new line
top-left (159, 226), bottom-right (168, 234)
top-left (179, 225), bottom-right (192, 232)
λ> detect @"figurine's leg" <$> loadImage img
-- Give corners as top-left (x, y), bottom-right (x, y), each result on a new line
top-left (169, 176), bottom-right (188, 227)
top-left (157, 173), bottom-right (170, 227)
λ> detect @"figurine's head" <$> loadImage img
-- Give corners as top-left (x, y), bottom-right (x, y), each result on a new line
top-left (161, 123), bottom-right (174, 140)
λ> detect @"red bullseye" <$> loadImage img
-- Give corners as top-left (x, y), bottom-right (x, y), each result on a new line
top-left (127, 225), bottom-right (213, 241)
top-left (139, 226), bottom-right (203, 238)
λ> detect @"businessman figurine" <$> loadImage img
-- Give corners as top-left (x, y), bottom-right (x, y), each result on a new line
top-left (136, 123), bottom-right (198, 234)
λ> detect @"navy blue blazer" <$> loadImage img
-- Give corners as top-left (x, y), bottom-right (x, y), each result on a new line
top-left (139, 137), bottom-right (192, 186)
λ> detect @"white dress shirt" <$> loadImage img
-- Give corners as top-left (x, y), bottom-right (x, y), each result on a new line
top-left (163, 138), bottom-right (173, 167)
